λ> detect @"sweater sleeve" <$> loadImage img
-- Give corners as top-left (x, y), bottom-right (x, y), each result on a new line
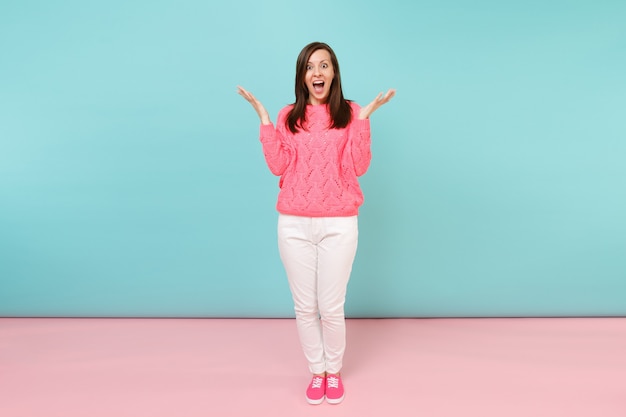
top-left (349, 116), bottom-right (372, 177)
top-left (259, 113), bottom-right (292, 176)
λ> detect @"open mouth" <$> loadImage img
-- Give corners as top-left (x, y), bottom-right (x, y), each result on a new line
top-left (312, 81), bottom-right (325, 94)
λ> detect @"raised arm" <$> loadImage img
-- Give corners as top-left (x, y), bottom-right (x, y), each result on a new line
top-left (237, 86), bottom-right (272, 125)
top-left (238, 86), bottom-right (292, 175)
top-left (358, 89), bottom-right (396, 120)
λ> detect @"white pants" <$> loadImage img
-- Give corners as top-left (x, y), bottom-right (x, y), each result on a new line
top-left (277, 214), bottom-right (358, 375)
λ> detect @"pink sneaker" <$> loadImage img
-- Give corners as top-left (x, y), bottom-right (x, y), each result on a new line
top-left (305, 375), bottom-right (326, 405)
top-left (325, 374), bottom-right (344, 404)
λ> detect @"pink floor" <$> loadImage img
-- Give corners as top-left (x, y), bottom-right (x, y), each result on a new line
top-left (1, 318), bottom-right (625, 417)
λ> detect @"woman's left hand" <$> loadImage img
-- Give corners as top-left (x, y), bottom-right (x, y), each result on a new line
top-left (359, 89), bottom-right (396, 119)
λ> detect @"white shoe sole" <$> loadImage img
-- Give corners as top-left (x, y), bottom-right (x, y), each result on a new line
top-left (326, 394), bottom-right (344, 405)
top-left (306, 395), bottom-right (325, 405)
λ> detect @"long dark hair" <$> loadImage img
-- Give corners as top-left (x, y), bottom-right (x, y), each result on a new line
top-left (286, 42), bottom-right (352, 134)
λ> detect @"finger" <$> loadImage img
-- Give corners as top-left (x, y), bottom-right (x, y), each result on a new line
top-left (238, 89), bottom-right (257, 105)
top-left (378, 89), bottom-right (396, 105)
top-left (237, 86), bottom-right (255, 101)
top-left (380, 89), bottom-right (393, 100)
top-left (366, 93), bottom-right (383, 110)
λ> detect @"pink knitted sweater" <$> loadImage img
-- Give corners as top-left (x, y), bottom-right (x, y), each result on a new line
top-left (260, 101), bottom-right (371, 217)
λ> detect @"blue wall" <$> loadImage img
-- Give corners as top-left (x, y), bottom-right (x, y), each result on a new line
top-left (1, 0), bottom-right (625, 317)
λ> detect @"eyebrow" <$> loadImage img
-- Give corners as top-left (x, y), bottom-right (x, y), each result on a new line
top-left (307, 59), bottom-right (330, 65)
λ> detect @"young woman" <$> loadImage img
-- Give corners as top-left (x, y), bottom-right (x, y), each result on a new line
top-left (238, 42), bottom-right (394, 405)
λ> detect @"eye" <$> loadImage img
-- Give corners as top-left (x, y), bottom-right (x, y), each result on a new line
top-left (322, 63), bottom-right (328, 69)
top-left (306, 65), bottom-right (313, 70)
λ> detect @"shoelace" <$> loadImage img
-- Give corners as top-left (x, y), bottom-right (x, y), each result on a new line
top-left (327, 376), bottom-right (340, 389)
top-left (311, 377), bottom-right (324, 389)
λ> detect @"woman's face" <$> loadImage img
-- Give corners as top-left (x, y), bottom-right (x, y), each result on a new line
top-left (305, 49), bottom-right (335, 105)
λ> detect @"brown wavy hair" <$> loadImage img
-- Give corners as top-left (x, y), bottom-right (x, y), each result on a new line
top-left (286, 42), bottom-right (352, 133)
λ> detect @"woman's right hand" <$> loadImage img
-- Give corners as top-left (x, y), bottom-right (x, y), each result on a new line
top-left (237, 86), bottom-right (272, 125)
